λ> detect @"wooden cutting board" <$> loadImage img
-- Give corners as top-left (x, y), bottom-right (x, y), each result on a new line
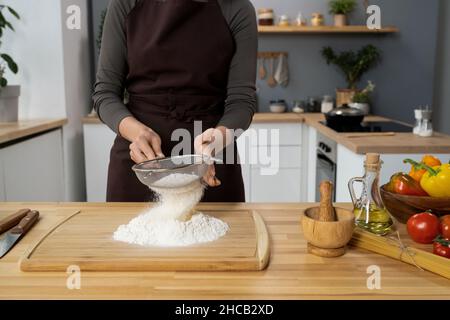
top-left (20, 207), bottom-right (270, 272)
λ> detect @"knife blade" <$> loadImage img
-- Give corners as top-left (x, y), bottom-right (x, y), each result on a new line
top-left (0, 210), bottom-right (39, 258)
top-left (0, 209), bottom-right (31, 235)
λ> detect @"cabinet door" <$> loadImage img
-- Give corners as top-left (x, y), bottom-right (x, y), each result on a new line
top-left (250, 168), bottom-right (302, 203)
top-left (2, 130), bottom-right (64, 201)
top-left (83, 124), bottom-right (116, 202)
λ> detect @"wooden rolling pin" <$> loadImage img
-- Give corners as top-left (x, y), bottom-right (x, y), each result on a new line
top-left (319, 181), bottom-right (336, 222)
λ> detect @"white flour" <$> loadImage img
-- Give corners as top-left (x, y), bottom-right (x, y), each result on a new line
top-left (113, 173), bottom-right (229, 247)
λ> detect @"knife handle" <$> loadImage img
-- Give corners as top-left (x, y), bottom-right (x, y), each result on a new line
top-left (10, 211), bottom-right (39, 235)
top-left (0, 209), bottom-right (31, 234)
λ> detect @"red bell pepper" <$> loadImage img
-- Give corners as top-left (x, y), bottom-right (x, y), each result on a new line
top-left (385, 172), bottom-right (429, 196)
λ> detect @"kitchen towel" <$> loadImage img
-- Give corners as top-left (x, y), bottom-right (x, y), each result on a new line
top-left (274, 54), bottom-right (289, 87)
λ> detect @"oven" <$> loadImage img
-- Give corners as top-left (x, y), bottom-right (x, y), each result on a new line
top-left (315, 132), bottom-right (337, 201)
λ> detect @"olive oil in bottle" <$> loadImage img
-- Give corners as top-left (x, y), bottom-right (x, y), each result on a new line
top-left (349, 153), bottom-right (394, 235)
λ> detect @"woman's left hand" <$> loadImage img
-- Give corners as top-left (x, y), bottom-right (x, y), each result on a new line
top-left (194, 126), bottom-right (232, 187)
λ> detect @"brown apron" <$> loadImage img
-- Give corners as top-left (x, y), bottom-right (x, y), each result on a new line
top-left (106, 0), bottom-right (245, 202)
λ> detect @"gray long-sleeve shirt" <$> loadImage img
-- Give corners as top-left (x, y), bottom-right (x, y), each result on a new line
top-left (92, 0), bottom-right (258, 134)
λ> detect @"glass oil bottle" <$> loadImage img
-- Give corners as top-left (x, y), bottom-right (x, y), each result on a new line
top-left (348, 153), bottom-right (394, 235)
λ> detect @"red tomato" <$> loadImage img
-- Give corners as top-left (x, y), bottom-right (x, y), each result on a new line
top-left (441, 215), bottom-right (450, 240)
top-left (406, 212), bottom-right (440, 244)
top-left (433, 240), bottom-right (450, 259)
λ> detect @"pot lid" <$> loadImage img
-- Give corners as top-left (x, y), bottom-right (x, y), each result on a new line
top-left (327, 104), bottom-right (366, 117)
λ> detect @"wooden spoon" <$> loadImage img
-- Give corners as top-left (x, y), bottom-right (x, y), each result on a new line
top-left (258, 57), bottom-right (267, 80)
top-left (267, 58), bottom-right (277, 88)
top-left (319, 181), bottom-right (336, 222)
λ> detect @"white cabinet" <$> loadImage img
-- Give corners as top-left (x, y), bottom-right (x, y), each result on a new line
top-left (0, 129), bottom-right (65, 201)
top-left (83, 123), bottom-right (116, 202)
top-left (238, 123), bottom-right (304, 203)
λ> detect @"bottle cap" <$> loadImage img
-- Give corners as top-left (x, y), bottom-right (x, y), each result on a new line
top-left (366, 153), bottom-right (380, 165)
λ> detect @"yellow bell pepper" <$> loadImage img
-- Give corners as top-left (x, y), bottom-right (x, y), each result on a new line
top-left (419, 163), bottom-right (450, 198)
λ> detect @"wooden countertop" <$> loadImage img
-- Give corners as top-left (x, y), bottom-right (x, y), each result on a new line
top-left (82, 113), bottom-right (304, 124)
top-left (0, 119), bottom-right (68, 145)
top-left (1, 202), bottom-right (449, 300)
top-left (83, 113), bottom-right (450, 154)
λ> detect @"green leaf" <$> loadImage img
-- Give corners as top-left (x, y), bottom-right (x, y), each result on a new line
top-left (7, 6), bottom-right (20, 20)
top-left (1, 54), bottom-right (18, 74)
top-left (5, 21), bottom-right (13, 31)
top-left (0, 77), bottom-right (7, 87)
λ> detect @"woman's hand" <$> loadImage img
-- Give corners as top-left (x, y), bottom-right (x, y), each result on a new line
top-left (119, 116), bottom-right (165, 164)
top-left (194, 126), bottom-right (233, 187)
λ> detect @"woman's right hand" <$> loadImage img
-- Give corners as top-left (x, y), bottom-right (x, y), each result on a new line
top-left (119, 117), bottom-right (165, 164)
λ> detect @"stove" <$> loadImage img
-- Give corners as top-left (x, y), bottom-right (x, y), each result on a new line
top-left (320, 121), bottom-right (412, 133)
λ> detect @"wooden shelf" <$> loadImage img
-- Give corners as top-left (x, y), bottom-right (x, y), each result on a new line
top-left (258, 25), bottom-right (399, 34)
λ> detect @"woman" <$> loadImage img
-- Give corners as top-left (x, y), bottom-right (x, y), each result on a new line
top-left (92, 0), bottom-right (257, 202)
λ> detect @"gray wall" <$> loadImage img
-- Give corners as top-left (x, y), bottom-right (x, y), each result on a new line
top-left (434, 0), bottom-right (450, 135)
top-left (253, 0), bottom-right (440, 126)
top-left (90, 0), bottom-right (442, 128)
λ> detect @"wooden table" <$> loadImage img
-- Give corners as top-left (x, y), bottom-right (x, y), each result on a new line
top-left (0, 202), bottom-right (449, 300)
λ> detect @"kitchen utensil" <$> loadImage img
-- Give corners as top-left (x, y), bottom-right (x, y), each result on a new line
top-left (20, 208), bottom-right (270, 272)
top-left (380, 185), bottom-right (450, 223)
top-left (132, 154), bottom-right (221, 190)
top-left (349, 153), bottom-right (394, 235)
top-left (269, 100), bottom-right (287, 113)
top-left (0, 210), bottom-right (39, 258)
top-left (274, 54), bottom-right (289, 87)
top-left (258, 57), bottom-right (267, 80)
top-left (301, 181), bottom-right (355, 257)
top-left (350, 227), bottom-right (450, 280)
top-left (345, 132), bottom-right (396, 138)
top-left (0, 209), bottom-right (31, 234)
top-left (267, 58), bottom-right (277, 88)
top-left (325, 104), bottom-right (366, 127)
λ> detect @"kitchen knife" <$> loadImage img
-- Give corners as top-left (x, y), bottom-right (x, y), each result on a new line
top-left (0, 210), bottom-right (39, 258)
top-left (0, 209), bottom-right (31, 235)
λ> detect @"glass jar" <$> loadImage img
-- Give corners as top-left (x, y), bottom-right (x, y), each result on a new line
top-left (311, 13), bottom-right (325, 27)
top-left (296, 12), bottom-right (307, 26)
top-left (278, 15), bottom-right (291, 27)
top-left (321, 95), bottom-right (334, 113)
top-left (258, 8), bottom-right (275, 26)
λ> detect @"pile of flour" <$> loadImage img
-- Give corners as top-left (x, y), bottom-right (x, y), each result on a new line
top-left (113, 173), bottom-right (229, 247)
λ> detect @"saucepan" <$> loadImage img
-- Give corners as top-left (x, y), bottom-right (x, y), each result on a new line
top-left (325, 104), bottom-right (366, 128)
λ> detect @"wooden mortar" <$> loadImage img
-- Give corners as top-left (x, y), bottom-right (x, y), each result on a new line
top-left (301, 181), bottom-right (355, 257)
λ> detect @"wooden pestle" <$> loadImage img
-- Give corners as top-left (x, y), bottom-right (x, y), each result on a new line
top-left (318, 181), bottom-right (337, 222)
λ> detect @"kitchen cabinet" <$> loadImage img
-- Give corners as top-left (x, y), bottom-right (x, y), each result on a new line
top-left (83, 123), bottom-right (116, 202)
top-left (0, 129), bottom-right (65, 201)
top-left (242, 123), bottom-right (304, 203)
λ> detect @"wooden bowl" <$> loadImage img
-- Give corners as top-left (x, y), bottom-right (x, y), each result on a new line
top-left (301, 207), bottom-right (355, 257)
top-left (380, 185), bottom-right (450, 224)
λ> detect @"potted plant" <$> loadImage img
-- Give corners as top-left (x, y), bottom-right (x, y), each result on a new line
top-left (0, 5), bottom-right (20, 122)
top-left (350, 81), bottom-right (375, 115)
top-left (329, 0), bottom-right (356, 27)
top-left (321, 45), bottom-right (381, 106)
